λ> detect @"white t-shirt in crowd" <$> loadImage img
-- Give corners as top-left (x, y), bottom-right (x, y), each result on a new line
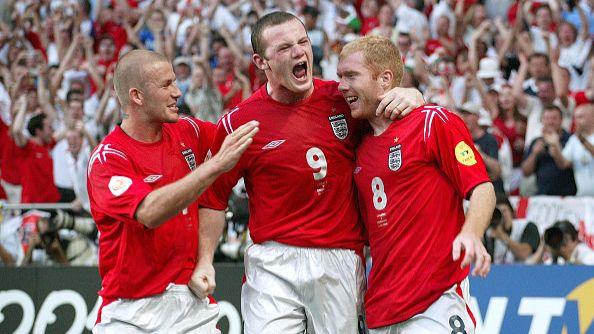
top-left (562, 133), bottom-right (594, 196)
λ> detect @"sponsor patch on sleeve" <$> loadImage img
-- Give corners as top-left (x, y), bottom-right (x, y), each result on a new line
top-left (455, 141), bottom-right (477, 166)
top-left (108, 176), bottom-right (133, 197)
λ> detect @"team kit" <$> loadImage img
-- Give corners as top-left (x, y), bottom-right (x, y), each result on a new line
top-left (88, 12), bottom-right (494, 334)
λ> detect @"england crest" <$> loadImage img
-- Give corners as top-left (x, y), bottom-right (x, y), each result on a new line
top-left (181, 148), bottom-right (197, 171)
top-left (328, 114), bottom-right (348, 140)
top-left (388, 145), bottom-right (402, 171)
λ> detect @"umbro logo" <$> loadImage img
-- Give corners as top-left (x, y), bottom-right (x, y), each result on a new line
top-left (143, 175), bottom-right (163, 183)
top-left (262, 140), bottom-right (286, 150)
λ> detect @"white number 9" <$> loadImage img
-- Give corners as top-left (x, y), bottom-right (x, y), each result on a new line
top-left (306, 147), bottom-right (327, 181)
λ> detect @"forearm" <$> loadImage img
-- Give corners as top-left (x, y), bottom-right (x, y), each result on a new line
top-left (462, 182), bottom-right (495, 237)
top-left (198, 208), bottom-right (227, 264)
top-left (10, 103), bottom-right (27, 147)
top-left (135, 159), bottom-right (225, 228)
top-left (521, 153), bottom-right (537, 175)
top-left (549, 144), bottom-right (571, 169)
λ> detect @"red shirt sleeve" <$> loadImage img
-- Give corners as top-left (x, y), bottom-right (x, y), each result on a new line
top-left (424, 107), bottom-right (491, 199)
top-left (88, 148), bottom-right (152, 227)
top-left (198, 120), bottom-right (243, 210)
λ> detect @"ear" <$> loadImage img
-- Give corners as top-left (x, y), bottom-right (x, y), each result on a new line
top-left (129, 88), bottom-right (143, 106)
top-left (253, 53), bottom-right (269, 71)
top-left (378, 69), bottom-right (394, 90)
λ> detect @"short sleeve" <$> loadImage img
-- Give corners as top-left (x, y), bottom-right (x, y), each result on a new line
top-left (424, 107), bottom-right (491, 199)
top-left (87, 146), bottom-right (152, 227)
top-left (198, 119), bottom-right (244, 210)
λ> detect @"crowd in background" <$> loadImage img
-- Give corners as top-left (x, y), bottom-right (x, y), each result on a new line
top-left (0, 0), bottom-right (593, 266)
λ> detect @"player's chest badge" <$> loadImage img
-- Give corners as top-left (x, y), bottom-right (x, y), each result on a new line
top-left (181, 148), bottom-right (197, 171)
top-left (388, 144), bottom-right (402, 171)
top-left (328, 114), bottom-right (348, 140)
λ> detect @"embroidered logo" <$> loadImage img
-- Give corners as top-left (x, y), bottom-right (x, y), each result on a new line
top-left (143, 175), bottom-right (163, 183)
top-left (388, 144), bottom-right (402, 171)
top-left (328, 114), bottom-right (348, 140)
top-left (262, 140), bottom-right (286, 150)
top-left (108, 176), bottom-right (132, 197)
top-left (182, 148), bottom-right (197, 171)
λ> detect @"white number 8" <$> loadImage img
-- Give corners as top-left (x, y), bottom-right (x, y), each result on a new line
top-left (372, 177), bottom-right (387, 210)
top-left (306, 147), bottom-right (327, 181)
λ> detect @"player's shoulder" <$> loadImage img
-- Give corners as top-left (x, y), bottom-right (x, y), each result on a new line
top-left (171, 116), bottom-right (216, 137)
top-left (87, 129), bottom-right (130, 175)
top-left (413, 104), bottom-right (464, 141)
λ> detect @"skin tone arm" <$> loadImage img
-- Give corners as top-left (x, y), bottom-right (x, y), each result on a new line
top-left (9, 95), bottom-right (28, 148)
top-left (547, 136), bottom-right (572, 169)
top-left (190, 208), bottom-right (227, 297)
top-left (135, 121), bottom-right (259, 229)
top-left (521, 138), bottom-right (546, 175)
top-left (453, 182), bottom-right (495, 277)
top-left (512, 52), bottom-right (529, 109)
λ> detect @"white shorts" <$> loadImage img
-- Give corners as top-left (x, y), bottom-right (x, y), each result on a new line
top-left (369, 278), bottom-right (475, 334)
top-left (93, 284), bottom-right (220, 334)
top-left (242, 242), bottom-right (366, 334)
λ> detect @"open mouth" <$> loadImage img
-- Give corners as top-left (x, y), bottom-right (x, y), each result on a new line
top-left (345, 96), bottom-right (359, 106)
top-left (292, 61), bottom-right (308, 80)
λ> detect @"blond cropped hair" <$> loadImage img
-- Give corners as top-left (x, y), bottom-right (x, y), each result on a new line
top-left (340, 36), bottom-right (403, 89)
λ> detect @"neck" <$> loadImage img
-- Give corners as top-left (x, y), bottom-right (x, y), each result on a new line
top-left (368, 114), bottom-right (393, 136)
top-left (120, 110), bottom-right (163, 143)
top-left (267, 82), bottom-right (313, 105)
top-left (31, 136), bottom-right (43, 145)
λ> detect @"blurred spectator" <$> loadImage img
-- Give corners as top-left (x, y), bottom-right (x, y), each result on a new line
top-left (548, 103), bottom-right (594, 196)
top-left (10, 98), bottom-right (61, 204)
top-left (65, 129), bottom-right (91, 213)
top-left (185, 60), bottom-right (223, 123)
top-left (0, 215), bottom-right (24, 266)
top-left (485, 194), bottom-right (540, 264)
top-left (521, 105), bottom-right (577, 195)
top-left (458, 101), bottom-right (505, 193)
top-left (545, 220), bottom-right (594, 265)
top-left (23, 210), bottom-right (97, 266)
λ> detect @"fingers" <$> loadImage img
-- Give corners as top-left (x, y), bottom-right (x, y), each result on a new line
top-left (231, 126), bottom-right (258, 152)
top-left (460, 242), bottom-right (474, 269)
top-left (230, 120), bottom-right (259, 139)
top-left (452, 238), bottom-right (462, 261)
top-left (376, 93), bottom-right (390, 116)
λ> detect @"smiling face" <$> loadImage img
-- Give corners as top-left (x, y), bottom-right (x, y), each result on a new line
top-left (337, 36), bottom-right (403, 120)
top-left (252, 18), bottom-right (314, 101)
top-left (142, 61), bottom-right (182, 123)
top-left (337, 51), bottom-right (384, 119)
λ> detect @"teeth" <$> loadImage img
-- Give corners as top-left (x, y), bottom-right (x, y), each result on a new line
top-left (346, 97), bottom-right (358, 103)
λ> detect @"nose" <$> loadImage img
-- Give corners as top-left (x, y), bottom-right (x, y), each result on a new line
top-left (172, 82), bottom-right (182, 99)
top-left (291, 44), bottom-right (305, 58)
top-left (338, 79), bottom-right (349, 93)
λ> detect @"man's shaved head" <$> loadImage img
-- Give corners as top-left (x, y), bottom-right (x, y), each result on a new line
top-left (113, 50), bottom-right (168, 107)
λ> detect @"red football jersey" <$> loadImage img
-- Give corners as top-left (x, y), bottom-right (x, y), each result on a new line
top-left (354, 105), bottom-right (490, 328)
top-left (200, 79), bottom-right (366, 252)
top-left (17, 139), bottom-right (60, 203)
top-left (87, 117), bottom-right (215, 300)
